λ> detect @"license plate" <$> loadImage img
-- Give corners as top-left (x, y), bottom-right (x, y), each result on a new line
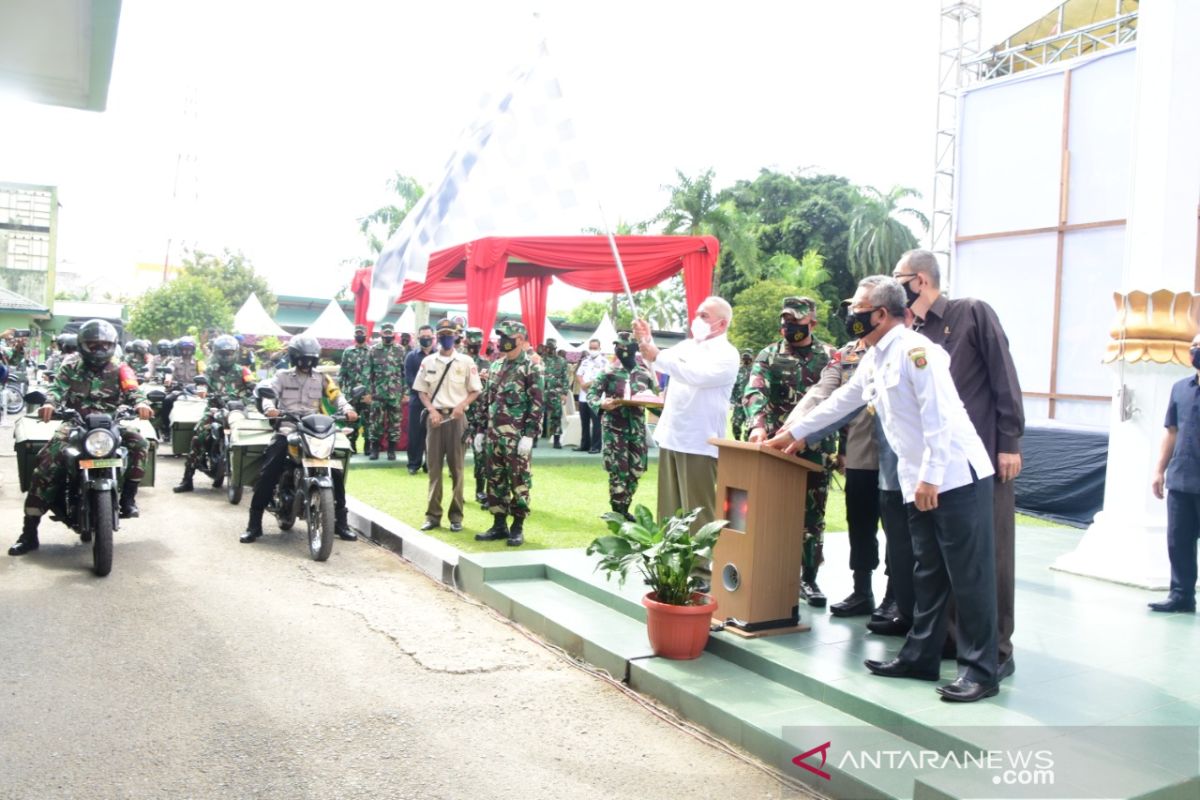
top-left (302, 458), bottom-right (330, 468)
top-left (79, 458), bottom-right (122, 469)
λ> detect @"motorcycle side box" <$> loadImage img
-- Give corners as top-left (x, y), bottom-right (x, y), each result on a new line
top-left (119, 419), bottom-right (160, 488)
top-left (229, 420), bottom-right (274, 487)
top-left (12, 413), bottom-right (58, 494)
top-left (168, 396), bottom-right (207, 455)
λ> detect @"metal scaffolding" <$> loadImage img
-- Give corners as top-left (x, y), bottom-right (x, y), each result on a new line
top-left (930, 1), bottom-right (981, 274)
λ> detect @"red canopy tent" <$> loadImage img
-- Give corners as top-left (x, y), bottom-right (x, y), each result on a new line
top-left (350, 235), bottom-right (719, 346)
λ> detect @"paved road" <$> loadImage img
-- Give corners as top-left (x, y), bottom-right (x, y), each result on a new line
top-left (0, 436), bottom-right (806, 800)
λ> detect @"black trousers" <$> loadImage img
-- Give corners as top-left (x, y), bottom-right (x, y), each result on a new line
top-left (898, 477), bottom-right (998, 685)
top-left (250, 434), bottom-right (346, 519)
top-left (879, 489), bottom-right (915, 622)
top-left (407, 395), bottom-right (427, 467)
top-left (1167, 489), bottom-right (1200, 601)
top-left (578, 401), bottom-right (602, 451)
top-left (845, 468), bottom-right (881, 572)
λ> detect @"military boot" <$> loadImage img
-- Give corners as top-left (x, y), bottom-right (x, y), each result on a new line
top-left (335, 507), bottom-right (357, 541)
top-left (610, 501), bottom-right (635, 522)
top-left (507, 516), bottom-right (525, 547)
top-left (8, 516), bottom-right (40, 556)
top-left (173, 465), bottom-right (195, 493)
top-left (119, 480), bottom-right (141, 519)
top-left (475, 480), bottom-right (487, 504)
top-left (830, 570), bottom-right (875, 617)
top-left (475, 513), bottom-right (509, 542)
top-left (347, 431), bottom-right (358, 454)
top-left (387, 442), bottom-right (397, 461)
top-left (241, 509), bottom-right (264, 543)
top-left (799, 564), bottom-right (826, 608)
top-left (552, 435), bottom-right (562, 449)
top-left (369, 444), bottom-right (380, 461)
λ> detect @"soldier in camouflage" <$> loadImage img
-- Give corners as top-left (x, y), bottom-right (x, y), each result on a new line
top-left (742, 296), bottom-right (837, 608)
top-left (339, 323), bottom-right (373, 453)
top-left (730, 348), bottom-right (754, 440)
top-left (474, 320), bottom-right (544, 547)
top-left (540, 338), bottom-right (569, 449)
top-left (367, 321), bottom-right (406, 460)
top-left (123, 339), bottom-right (152, 374)
top-left (587, 332), bottom-right (657, 520)
top-left (463, 327), bottom-right (491, 503)
top-left (45, 333), bottom-right (78, 375)
top-left (174, 334), bottom-right (256, 493)
top-left (8, 320), bottom-right (154, 557)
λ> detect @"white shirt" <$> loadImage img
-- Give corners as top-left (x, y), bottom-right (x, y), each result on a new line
top-left (577, 352), bottom-right (608, 402)
top-left (651, 333), bottom-right (740, 459)
top-left (788, 325), bottom-right (993, 503)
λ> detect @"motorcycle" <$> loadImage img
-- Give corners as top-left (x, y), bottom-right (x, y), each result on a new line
top-left (22, 390), bottom-right (135, 577)
top-left (255, 386), bottom-right (351, 562)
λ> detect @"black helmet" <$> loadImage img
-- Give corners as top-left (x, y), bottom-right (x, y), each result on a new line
top-left (127, 339), bottom-right (148, 356)
top-left (287, 335), bottom-right (321, 370)
top-left (78, 319), bottom-right (118, 368)
top-left (177, 335), bottom-right (196, 357)
top-left (57, 333), bottom-right (78, 353)
top-left (211, 334), bottom-right (239, 367)
top-left (156, 339), bottom-right (171, 356)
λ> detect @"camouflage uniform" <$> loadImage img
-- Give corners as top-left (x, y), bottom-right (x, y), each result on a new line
top-left (368, 323), bottom-right (406, 451)
top-left (482, 324), bottom-right (544, 520)
top-left (741, 297), bottom-right (836, 588)
top-left (730, 349), bottom-right (754, 440)
top-left (462, 328), bottom-right (491, 502)
top-left (586, 332), bottom-right (656, 515)
top-left (25, 359), bottom-right (148, 516)
top-left (540, 341), bottom-right (569, 440)
top-left (186, 362), bottom-right (255, 469)
top-left (339, 326), bottom-right (372, 452)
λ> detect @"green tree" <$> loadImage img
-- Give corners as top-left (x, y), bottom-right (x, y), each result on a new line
top-left (847, 185), bottom-right (929, 278)
top-left (128, 276), bottom-right (233, 341)
top-left (657, 168), bottom-right (759, 291)
top-left (359, 172), bottom-right (425, 255)
top-left (635, 275), bottom-right (687, 331)
top-left (181, 248), bottom-right (276, 316)
top-left (728, 279), bottom-right (837, 354)
top-left (557, 299), bottom-right (632, 331)
top-left (765, 248), bottom-right (830, 288)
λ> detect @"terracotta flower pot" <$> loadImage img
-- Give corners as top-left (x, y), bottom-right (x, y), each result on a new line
top-left (642, 592), bottom-right (717, 660)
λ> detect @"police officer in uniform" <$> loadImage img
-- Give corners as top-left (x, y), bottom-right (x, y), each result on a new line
top-left (241, 335), bottom-right (359, 544)
top-left (742, 296), bottom-right (836, 607)
top-left (339, 324), bottom-right (373, 453)
top-left (367, 322), bottom-right (406, 461)
top-left (474, 320), bottom-right (544, 547)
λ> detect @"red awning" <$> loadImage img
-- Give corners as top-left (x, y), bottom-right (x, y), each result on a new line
top-left (350, 235), bottom-right (718, 345)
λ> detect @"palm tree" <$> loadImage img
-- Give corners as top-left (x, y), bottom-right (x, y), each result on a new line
top-left (847, 186), bottom-right (929, 278)
top-left (636, 277), bottom-right (687, 331)
top-left (657, 169), bottom-right (759, 284)
top-left (358, 172), bottom-right (425, 254)
top-left (766, 248), bottom-right (830, 290)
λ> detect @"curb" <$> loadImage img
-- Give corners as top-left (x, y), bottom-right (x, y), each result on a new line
top-left (346, 497), bottom-right (460, 588)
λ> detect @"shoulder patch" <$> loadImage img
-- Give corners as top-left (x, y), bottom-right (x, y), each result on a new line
top-left (909, 347), bottom-right (928, 369)
top-left (118, 363), bottom-right (139, 391)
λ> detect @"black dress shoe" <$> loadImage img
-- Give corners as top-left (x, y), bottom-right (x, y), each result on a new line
top-left (937, 676), bottom-right (999, 703)
top-left (871, 599), bottom-right (898, 624)
top-left (864, 658), bottom-right (939, 681)
top-left (867, 616), bottom-right (912, 637)
top-left (335, 527), bottom-right (357, 541)
top-left (1149, 596), bottom-right (1196, 613)
top-left (998, 657), bottom-right (1015, 681)
top-left (830, 592), bottom-right (876, 617)
top-left (449, 521), bottom-right (463, 532)
top-left (419, 520), bottom-right (439, 531)
top-left (7, 537), bottom-right (39, 556)
top-left (588, 447), bottom-right (601, 454)
top-left (240, 528), bottom-right (262, 544)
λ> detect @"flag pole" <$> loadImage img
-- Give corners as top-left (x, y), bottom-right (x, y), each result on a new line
top-left (598, 203), bottom-right (638, 320)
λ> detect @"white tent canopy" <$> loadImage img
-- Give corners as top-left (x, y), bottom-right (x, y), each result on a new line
top-left (584, 312), bottom-right (620, 353)
top-left (543, 316), bottom-right (582, 352)
top-left (395, 305), bottom-right (417, 335)
top-left (234, 294), bottom-right (289, 338)
top-left (301, 299), bottom-right (355, 341)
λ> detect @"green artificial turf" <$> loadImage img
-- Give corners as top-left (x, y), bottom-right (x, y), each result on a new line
top-left (348, 460), bottom-right (1060, 553)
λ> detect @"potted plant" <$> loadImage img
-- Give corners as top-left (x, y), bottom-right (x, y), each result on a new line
top-left (587, 505), bottom-right (727, 660)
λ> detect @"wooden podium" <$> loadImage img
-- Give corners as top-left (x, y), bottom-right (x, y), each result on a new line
top-left (707, 437), bottom-right (823, 637)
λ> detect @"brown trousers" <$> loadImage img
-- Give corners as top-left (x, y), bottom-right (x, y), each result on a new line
top-left (425, 413), bottom-right (467, 525)
top-left (656, 448), bottom-right (718, 529)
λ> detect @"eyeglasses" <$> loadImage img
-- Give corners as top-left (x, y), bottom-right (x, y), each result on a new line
top-left (892, 273), bottom-right (919, 282)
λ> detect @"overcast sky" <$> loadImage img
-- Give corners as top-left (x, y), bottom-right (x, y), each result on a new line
top-left (0, 0), bottom-right (1055, 310)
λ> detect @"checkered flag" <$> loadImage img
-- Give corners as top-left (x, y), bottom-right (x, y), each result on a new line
top-left (368, 42), bottom-right (592, 321)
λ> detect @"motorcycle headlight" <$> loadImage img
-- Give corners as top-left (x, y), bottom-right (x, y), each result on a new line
top-left (84, 429), bottom-right (117, 457)
top-left (305, 434), bottom-right (334, 460)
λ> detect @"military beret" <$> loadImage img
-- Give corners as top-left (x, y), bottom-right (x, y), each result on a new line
top-left (495, 319), bottom-right (526, 338)
top-left (380, 322), bottom-right (395, 334)
top-left (465, 327), bottom-right (484, 343)
top-left (780, 296), bottom-right (816, 317)
top-left (435, 318), bottom-right (459, 334)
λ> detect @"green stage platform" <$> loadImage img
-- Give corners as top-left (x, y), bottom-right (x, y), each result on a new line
top-left (458, 526), bottom-right (1200, 799)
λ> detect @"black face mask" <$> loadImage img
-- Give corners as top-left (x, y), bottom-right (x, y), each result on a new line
top-left (467, 344), bottom-right (480, 354)
top-left (845, 309), bottom-right (879, 339)
top-left (617, 351), bottom-right (637, 369)
top-left (741, 357), bottom-right (752, 366)
top-left (354, 334), bottom-right (366, 344)
top-left (418, 336), bottom-right (434, 348)
top-left (382, 335), bottom-right (395, 345)
top-left (1191, 349), bottom-right (1200, 371)
top-left (901, 278), bottom-right (921, 307)
top-left (783, 322), bottom-right (809, 344)
top-left (498, 335), bottom-right (517, 353)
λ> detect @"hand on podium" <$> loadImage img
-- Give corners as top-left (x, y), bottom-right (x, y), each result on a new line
top-left (764, 429), bottom-right (804, 454)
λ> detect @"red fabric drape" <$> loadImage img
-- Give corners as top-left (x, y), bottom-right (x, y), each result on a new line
top-left (519, 275), bottom-right (552, 346)
top-left (350, 235), bottom-right (719, 335)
